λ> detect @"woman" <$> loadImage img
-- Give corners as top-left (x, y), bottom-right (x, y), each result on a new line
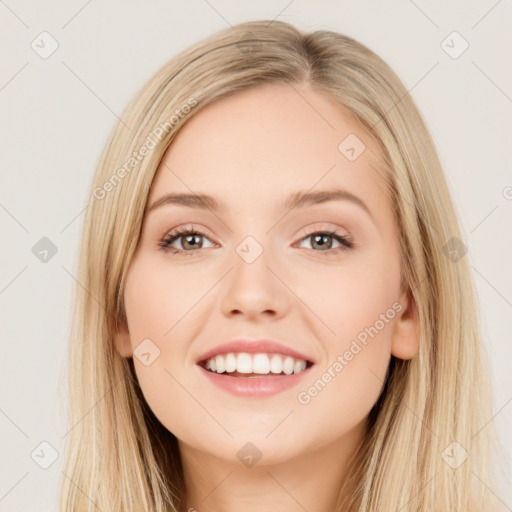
top-left (59, 19), bottom-right (505, 511)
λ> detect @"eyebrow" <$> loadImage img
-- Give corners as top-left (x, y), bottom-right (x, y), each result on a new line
top-left (146, 188), bottom-right (374, 221)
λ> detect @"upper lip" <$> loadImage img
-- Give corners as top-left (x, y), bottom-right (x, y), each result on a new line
top-left (196, 338), bottom-right (315, 364)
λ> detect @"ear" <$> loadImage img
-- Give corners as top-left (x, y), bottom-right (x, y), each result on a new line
top-left (390, 288), bottom-right (420, 360)
top-left (113, 317), bottom-right (133, 358)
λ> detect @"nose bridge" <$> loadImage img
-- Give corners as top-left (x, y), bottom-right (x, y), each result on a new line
top-left (227, 204), bottom-right (277, 265)
top-left (231, 231), bottom-right (275, 287)
top-left (235, 233), bottom-right (267, 266)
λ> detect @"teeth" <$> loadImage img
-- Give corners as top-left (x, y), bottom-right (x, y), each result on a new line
top-left (215, 355), bottom-right (225, 373)
top-left (283, 356), bottom-right (294, 375)
top-left (203, 352), bottom-right (309, 376)
top-left (294, 359), bottom-right (306, 374)
top-left (237, 353), bottom-right (253, 373)
top-left (252, 353), bottom-right (270, 374)
top-left (225, 353), bottom-right (237, 373)
top-left (270, 354), bottom-right (283, 374)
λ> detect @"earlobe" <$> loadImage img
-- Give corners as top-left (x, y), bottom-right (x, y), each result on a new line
top-left (390, 289), bottom-right (420, 360)
top-left (113, 318), bottom-right (133, 358)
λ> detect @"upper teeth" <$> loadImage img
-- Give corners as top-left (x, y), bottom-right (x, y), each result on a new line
top-left (204, 352), bottom-right (308, 375)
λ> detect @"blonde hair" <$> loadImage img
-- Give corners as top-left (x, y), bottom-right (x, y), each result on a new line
top-left (58, 19), bottom-right (505, 511)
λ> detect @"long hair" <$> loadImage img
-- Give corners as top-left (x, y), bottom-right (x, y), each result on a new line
top-left (58, 19), bottom-right (504, 511)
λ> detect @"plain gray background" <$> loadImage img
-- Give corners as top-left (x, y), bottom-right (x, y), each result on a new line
top-left (0, 1), bottom-right (511, 510)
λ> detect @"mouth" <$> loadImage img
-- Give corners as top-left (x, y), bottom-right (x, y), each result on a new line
top-left (198, 352), bottom-right (314, 378)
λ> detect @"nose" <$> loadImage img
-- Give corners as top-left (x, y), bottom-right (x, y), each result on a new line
top-left (220, 245), bottom-right (290, 321)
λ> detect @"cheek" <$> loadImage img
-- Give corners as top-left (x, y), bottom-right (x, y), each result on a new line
top-left (293, 247), bottom-right (401, 416)
top-left (311, 250), bottom-right (401, 416)
top-left (293, 248), bottom-right (401, 349)
top-left (294, 344), bottom-right (389, 451)
top-left (122, 257), bottom-right (211, 437)
top-left (124, 256), bottom-right (206, 343)
top-left (294, 269), bottom-right (400, 440)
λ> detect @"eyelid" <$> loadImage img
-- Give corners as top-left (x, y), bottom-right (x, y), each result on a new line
top-left (164, 223), bottom-right (215, 240)
top-left (158, 223), bottom-right (216, 247)
top-left (294, 222), bottom-right (352, 241)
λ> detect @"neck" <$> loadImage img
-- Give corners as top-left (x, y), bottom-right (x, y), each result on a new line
top-left (177, 419), bottom-right (366, 512)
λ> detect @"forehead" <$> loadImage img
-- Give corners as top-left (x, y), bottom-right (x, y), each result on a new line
top-left (147, 83), bottom-right (389, 216)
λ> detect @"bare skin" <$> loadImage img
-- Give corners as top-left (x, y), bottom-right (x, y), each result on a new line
top-left (114, 82), bottom-right (420, 512)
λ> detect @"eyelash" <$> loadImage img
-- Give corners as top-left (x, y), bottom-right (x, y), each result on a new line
top-left (157, 226), bottom-right (354, 256)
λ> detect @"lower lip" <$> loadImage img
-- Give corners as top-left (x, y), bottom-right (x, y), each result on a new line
top-left (197, 364), bottom-right (312, 397)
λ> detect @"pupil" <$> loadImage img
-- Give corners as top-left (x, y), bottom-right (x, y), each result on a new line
top-left (313, 234), bottom-right (331, 250)
top-left (184, 235), bottom-right (201, 249)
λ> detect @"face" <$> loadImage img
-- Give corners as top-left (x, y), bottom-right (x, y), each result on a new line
top-left (114, 82), bottom-right (419, 466)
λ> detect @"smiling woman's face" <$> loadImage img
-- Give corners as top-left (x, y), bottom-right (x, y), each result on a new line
top-left (114, 82), bottom-right (419, 467)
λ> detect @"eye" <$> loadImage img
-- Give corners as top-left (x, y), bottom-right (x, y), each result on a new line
top-left (157, 226), bottom-right (354, 256)
top-left (295, 229), bottom-right (354, 255)
top-left (157, 225), bottom-right (215, 256)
